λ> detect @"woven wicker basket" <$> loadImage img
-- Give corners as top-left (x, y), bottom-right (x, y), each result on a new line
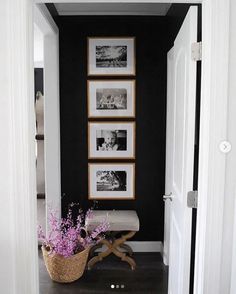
top-left (42, 246), bottom-right (90, 283)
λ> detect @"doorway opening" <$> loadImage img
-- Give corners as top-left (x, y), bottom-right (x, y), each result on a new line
top-left (34, 23), bottom-right (46, 247)
top-left (35, 3), bottom-right (201, 294)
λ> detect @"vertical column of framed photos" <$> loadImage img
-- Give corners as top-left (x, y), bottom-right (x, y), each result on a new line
top-left (87, 37), bottom-right (136, 200)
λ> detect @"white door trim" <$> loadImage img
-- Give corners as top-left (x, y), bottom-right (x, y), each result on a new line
top-left (1, 0), bottom-right (230, 293)
top-left (0, 1), bottom-right (39, 293)
top-left (34, 4), bottom-right (61, 229)
top-left (34, 4), bottom-right (58, 34)
top-left (194, 1), bottom-right (230, 293)
top-left (230, 196), bottom-right (236, 293)
top-left (163, 48), bottom-right (174, 266)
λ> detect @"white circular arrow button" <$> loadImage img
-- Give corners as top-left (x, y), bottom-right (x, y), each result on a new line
top-left (219, 141), bottom-right (231, 153)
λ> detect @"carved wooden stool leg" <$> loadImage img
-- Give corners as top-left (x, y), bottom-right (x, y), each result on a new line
top-left (118, 243), bottom-right (133, 256)
top-left (87, 231), bottom-right (137, 270)
top-left (88, 239), bottom-right (112, 270)
top-left (112, 231), bottom-right (136, 270)
top-left (89, 243), bottom-right (103, 258)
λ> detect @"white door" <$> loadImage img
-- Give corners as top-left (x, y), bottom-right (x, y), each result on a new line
top-left (165, 7), bottom-right (198, 294)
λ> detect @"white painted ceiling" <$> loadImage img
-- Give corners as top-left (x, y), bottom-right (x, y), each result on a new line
top-left (54, 3), bottom-right (172, 15)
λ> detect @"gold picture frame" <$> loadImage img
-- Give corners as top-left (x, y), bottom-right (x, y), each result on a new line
top-left (88, 163), bottom-right (135, 200)
top-left (87, 79), bottom-right (136, 118)
top-left (87, 37), bottom-right (136, 76)
top-left (88, 121), bottom-right (136, 159)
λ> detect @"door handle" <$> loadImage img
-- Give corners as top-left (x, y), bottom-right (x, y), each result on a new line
top-left (163, 192), bottom-right (173, 201)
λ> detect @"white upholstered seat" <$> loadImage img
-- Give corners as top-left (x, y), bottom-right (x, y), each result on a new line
top-left (85, 210), bottom-right (140, 232)
top-left (86, 210), bottom-right (139, 270)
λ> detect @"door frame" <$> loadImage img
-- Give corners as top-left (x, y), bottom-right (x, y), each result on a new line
top-left (163, 47), bottom-right (174, 266)
top-left (34, 4), bottom-right (61, 231)
top-left (1, 0), bottom-right (230, 293)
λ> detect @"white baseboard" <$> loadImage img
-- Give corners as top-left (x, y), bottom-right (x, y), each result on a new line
top-left (95, 241), bottom-right (163, 253)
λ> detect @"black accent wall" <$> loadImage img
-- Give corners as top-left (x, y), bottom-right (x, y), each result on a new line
top-left (58, 16), bottom-right (169, 241)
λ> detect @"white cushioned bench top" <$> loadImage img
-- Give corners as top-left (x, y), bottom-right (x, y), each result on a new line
top-left (85, 210), bottom-right (140, 232)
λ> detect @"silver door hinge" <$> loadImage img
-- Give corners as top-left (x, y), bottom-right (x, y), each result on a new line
top-left (187, 191), bottom-right (198, 208)
top-left (191, 42), bottom-right (202, 61)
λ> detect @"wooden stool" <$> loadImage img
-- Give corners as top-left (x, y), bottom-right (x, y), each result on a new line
top-left (86, 210), bottom-right (140, 270)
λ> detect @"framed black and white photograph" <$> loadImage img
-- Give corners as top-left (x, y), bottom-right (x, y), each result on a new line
top-left (88, 163), bottom-right (135, 200)
top-left (87, 80), bottom-right (135, 118)
top-left (88, 37), bottom-right (135, 76)
top-left (88, 122), bottom-right (135, 159)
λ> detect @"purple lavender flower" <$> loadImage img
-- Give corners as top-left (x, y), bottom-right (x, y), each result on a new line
top-left (37, 206), bottom-right (109, 258)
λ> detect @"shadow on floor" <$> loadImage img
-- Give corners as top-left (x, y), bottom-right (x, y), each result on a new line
top-left (39, 250), bottom-right (168, 294)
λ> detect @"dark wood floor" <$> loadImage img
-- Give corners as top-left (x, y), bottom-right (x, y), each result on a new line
top-left (39, 250), bottom-right (168, 294)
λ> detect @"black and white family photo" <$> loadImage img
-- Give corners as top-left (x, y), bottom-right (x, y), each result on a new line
top-left (88, 122), bottom-right (135, 159)
top-left (88, 38), bottom-right (135, 75)
top-left (96, 130), bottom-right (127, 151)
top-left (96, 46), bottom-right (127, 68)
top-left (96, 88), bottom-right (127, 110)
top-left (88, 80), bottom-right (135, 118)
top-left (96, 170), bottom-right (127, 191)
top-left (88, 163), bottom-right (134, 199)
